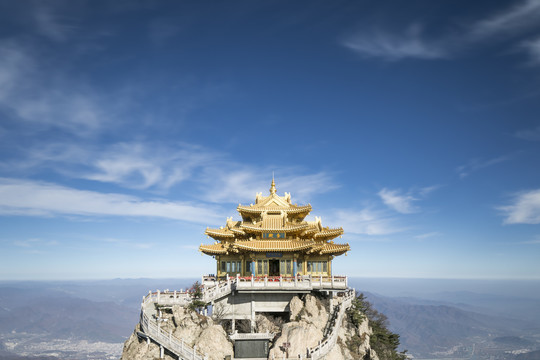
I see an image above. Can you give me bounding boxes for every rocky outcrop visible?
[121,305,233,360]
[121,324,176,360]
[268,294,375,360]
[121,294,377,360]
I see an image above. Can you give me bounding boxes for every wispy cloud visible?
[33,5,77,42]
[415,232,441,240]
[327,208,403,236]
[341,0,540,63]
[198,168,338,204]
[519,238,540,244]
[515,125,540,140]
[521,36,540,65]
[13,238,58,248]
[499,189,540,224]
[456,156,509,179]
[7,140,338,203]
[341,24,448,61]
[470,0,540,39]
[103,237,154,250]
[378,188,419,214]
[0,43,106,136]
[0,177,223,224]
[377,185,437,214]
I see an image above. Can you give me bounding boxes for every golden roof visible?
[233,240,315,252]
[240,222,309,233]
[199,179,349,256]
[198,240,350,255]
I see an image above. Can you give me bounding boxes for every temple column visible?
[250,254,256,277]
[216,256,220,278]
[328,255,333,277]
[240,254,245,276]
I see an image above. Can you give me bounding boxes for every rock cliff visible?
[121,293,378,360]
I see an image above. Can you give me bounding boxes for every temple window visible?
[286,260,291,274]
[257,260,262,275]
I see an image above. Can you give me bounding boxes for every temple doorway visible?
[269,259,280,276]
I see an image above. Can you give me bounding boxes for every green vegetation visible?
[346,293,407,360]
[188,281,207,312]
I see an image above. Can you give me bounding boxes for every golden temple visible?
[199,179,350,278]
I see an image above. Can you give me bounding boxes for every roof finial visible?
[270,172,276,194]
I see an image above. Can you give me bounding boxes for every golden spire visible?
[270,173,276,194]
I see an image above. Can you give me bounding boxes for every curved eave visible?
[320,243,350,255]
[232,240,315,252]
[240,223,309,233]
[229,227,246,235]
[313,228,344,240]
[199,244,227,255]
[237,205,312,214]
[205,229,235,239]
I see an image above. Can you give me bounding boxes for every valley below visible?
[1,278,539,360]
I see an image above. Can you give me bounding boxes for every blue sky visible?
[1,0,540,280]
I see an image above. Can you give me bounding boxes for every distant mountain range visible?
[363,292,537,356]
[1,278,539,359]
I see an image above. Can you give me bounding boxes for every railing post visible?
[264,275,268,286]
[331,276,334,287]
[279,275,282,287]
[227,274,230,288]
[319,275,322,286]
[193,345,196,360]
[251,275,254,287]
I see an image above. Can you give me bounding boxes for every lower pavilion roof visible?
[199,240,350,256]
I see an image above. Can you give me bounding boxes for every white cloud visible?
[342,24,447,61]
[13,238,58,248]
[326,208,402,236]
[456,156,509,179]
[415,232,441,240]
[341,1,540,62]
[515,125,540,140]
[470,0,540,39]
[103,237,154,250]
[521,37,540,65]
[198,168,338,204]
[0,43,110,136]
[83,142,215,190]
[499,189,540,224]
[33,6,76,42]
[0,178,223,224]
[378,188,418,214]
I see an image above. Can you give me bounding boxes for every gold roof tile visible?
[232,240,315,252]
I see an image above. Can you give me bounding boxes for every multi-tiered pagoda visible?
[199,179,350,279]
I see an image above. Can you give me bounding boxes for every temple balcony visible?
[202,274,348,294]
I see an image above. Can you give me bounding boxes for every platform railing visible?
[202,274,348,296]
